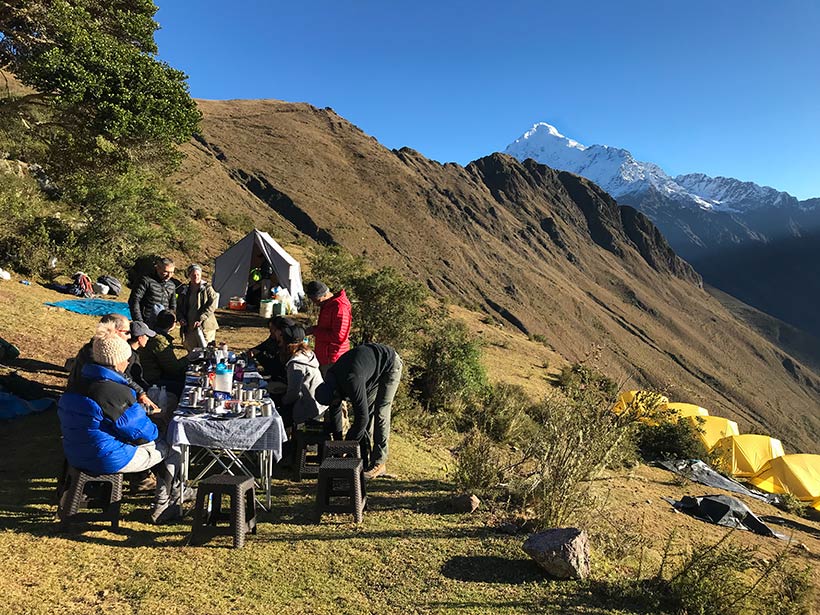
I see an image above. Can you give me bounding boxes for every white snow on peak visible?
[503,123,805,214]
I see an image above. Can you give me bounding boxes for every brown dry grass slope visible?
[171,99,820,452]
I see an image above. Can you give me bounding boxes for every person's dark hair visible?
[155,309,176,331]
[156,256,174,268]
[269,316,296,332]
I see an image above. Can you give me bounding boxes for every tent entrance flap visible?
[212,229,305,310]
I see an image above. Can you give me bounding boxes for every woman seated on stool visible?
[57,326,189,524]
[278,323,328,429]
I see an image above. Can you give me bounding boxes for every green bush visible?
[453,429,504,494]
[416,319,488,413]
[636,418,711,462]
[351,267,428,350]
[514,388,638,528]
[309,246,427,352]
[308,245,367,293]
[600,531,814,615]
[467,382,533,444]
[557,362,618,399]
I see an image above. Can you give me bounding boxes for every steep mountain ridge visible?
[505,122,820,337]
[172,99,820,451]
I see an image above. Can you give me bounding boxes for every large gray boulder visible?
[522,528,590,580]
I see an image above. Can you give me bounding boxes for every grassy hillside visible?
[0,279,818,614]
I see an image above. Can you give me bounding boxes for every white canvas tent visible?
[212,229,305,309]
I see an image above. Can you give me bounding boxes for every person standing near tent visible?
[305,280,352,368]
[176,264,219,351]
[305,280,351,440]
[129,257,177,329]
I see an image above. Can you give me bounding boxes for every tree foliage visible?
[0,0,201,178]
[0,0,201,275]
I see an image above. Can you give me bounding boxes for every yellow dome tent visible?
[686,415,739,451]
[749,454,820,501]
[664,402,709,419]
[612,390,669,421]
[713,434,785,478]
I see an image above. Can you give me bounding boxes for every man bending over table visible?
[314,343,403,480]
[58,326,188,524]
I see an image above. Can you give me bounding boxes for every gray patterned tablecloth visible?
[168,414,286,461]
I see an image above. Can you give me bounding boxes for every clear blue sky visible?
[154,1,820,199]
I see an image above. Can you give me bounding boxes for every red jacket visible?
[313,289,352,366]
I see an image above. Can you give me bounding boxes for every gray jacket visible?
[281,350,328,425]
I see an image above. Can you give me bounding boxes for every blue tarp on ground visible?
[0,392,54,420]
[45,299,131,318]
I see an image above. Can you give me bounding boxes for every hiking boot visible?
[151,502,182,525]
[364,463,386,480]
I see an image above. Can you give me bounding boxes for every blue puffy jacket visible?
[57,363,159,474]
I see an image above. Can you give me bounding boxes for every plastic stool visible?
[293,425,325,482]
[56,463,123,530]
[323,440,360,459]
[191,474,257,548]
[316,458,367,524]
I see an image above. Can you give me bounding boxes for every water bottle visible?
[147,385,160,406]
[234,359,245,382]
[213,362,233,393]
[158,386,168,412]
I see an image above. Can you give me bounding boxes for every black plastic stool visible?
[293,424,326,482]
[316,458,367,524]
[191,474,257,548]
[324,440,360,459]
[56,463,123,530]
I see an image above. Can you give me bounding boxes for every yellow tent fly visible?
[749,454,820,501]
[611,390,668,421]
[713,434,785,478]
[686,415,739,451]
[664,402,709,419]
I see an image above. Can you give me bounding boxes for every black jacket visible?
[327,343,398,439]
[128,273,177,325]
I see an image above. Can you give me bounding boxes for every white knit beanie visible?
[92,332,132,367]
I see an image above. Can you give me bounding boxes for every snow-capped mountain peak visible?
[503,122,808,214]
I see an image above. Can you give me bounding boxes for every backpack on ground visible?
[98,275,122,296]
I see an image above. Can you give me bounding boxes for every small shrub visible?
[777,493,811,518]
[215,209,253,232]
[557,362,617,399]
[517,388,638,528]
[453,429,504,494]
[416,319,488,414]
[529,333,549,346]
[596,531,814,615]
[636,418,711,462]
[467,382,533,445]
